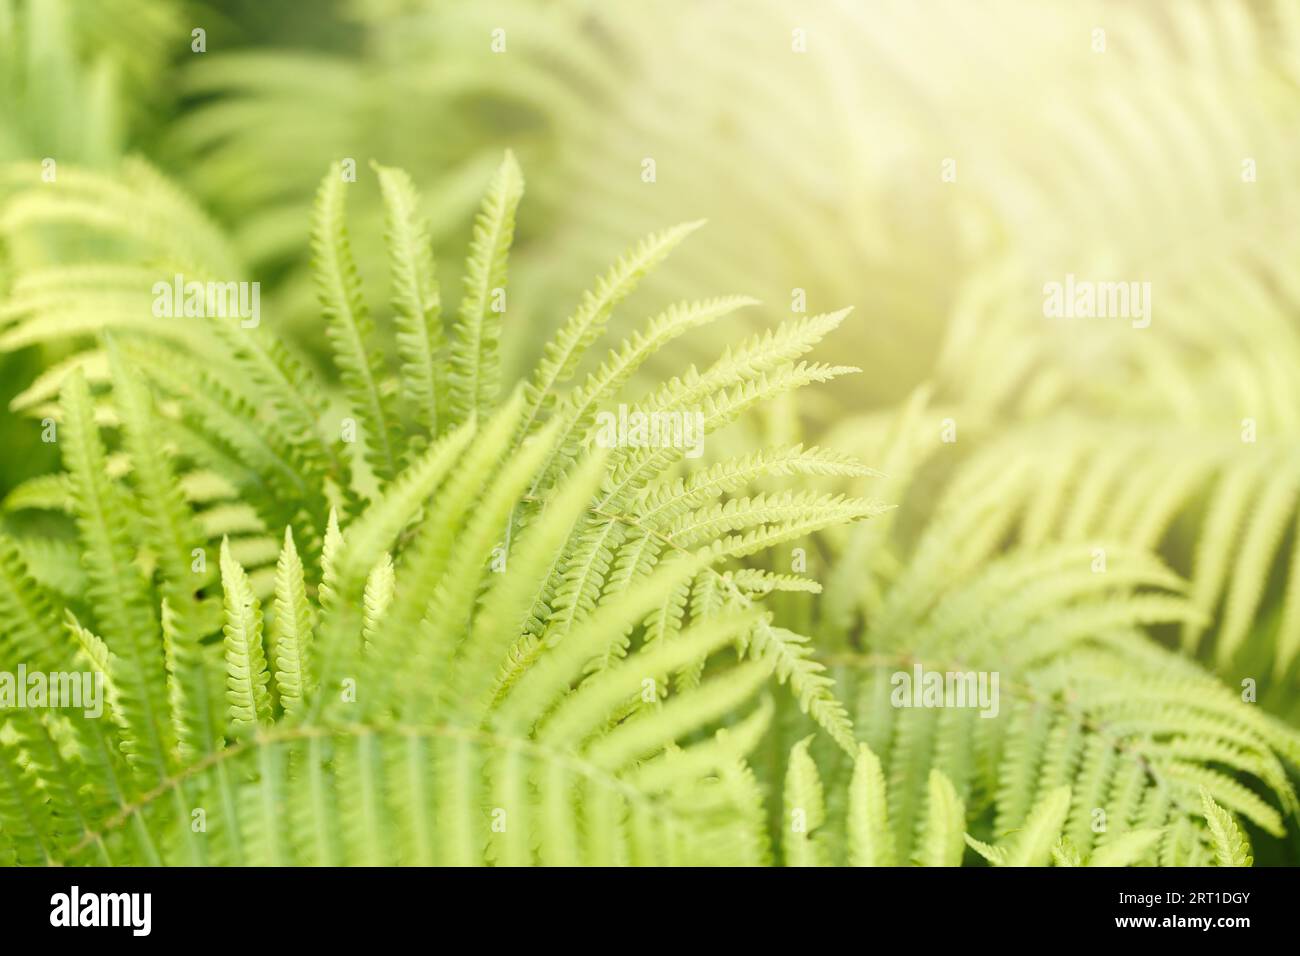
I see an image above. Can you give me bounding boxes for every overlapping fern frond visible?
[0,155,889,864]
[770,393,1300,867]
[162,0,1300,714]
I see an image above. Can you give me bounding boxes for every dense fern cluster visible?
[0,153,1291,866]
[2,0,1299,867]
[0,155,891,864]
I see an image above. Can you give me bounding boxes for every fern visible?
[448,151,524,426]
[373,162,448,442]
[0,156,874,865]
[1201,788,1254,867]
[4,0,1300,868]
[312,164,401,483]
[782,737,966,866]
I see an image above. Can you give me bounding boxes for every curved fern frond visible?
[1201,788,1254,867]
[219,538,273,734]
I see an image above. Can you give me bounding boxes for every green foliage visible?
[448,150,523,427]
[1201,788,1254,867]
[0,157,885,864]
[2,2,1300,868]
[2,148,1299,867]
[782,737,964,866]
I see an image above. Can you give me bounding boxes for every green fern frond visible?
[520,220,703,439]
[219,538,274,733]
[917,769,967,867]
[1200,787,1254,867]
[270,528,314,717]
[373,161,448,440]
[59,370,173,781]
[783,736,829,867]
[448,150,524,426]
[311,163,401,483]
[360,553,394,649]
[848,743,897,866]
[536,294,756,489]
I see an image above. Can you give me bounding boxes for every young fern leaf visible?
[0,534,67,674]
[917,769,967,867]
[158,598,215,773]
[585,661,771,773]
[306,422,477,718]
[1051,836,1083,867]
[373,161,448,439]
[1275,512,1300,678]
[1,542,151,865]
[64,611,123,735]
[319,507,343,608]
[601,360,860,511]
[667,490,883,549]
[66,606,195,865]
[361,553,395,649]
[542,515,626,645]
[848,742,897,866]
[627,699,773,797]
[0,738,58,865]
[783,736,829,867]
[448,150,524,426]
[219,538,273,733]
[636,309,853,423]
[270,527,313,716]
[1200,787,1253,867]
[1217,462,1298,667]
[728,569,822,594]
[964,834,1008,867]
[311,164,401,483]
[1180,460,1257,655]
[201,309,342,522]
[116,339,323,537]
